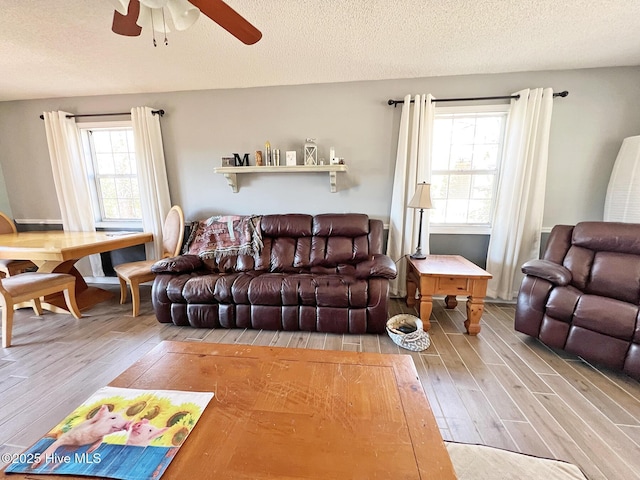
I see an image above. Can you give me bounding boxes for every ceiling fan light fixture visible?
[137,0,200,33]
[167,0,200,31]
[136,4,167,32]
[111,0,261,45]
[108,0,129,15]
[139,0,169,8]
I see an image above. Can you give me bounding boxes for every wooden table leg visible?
[419,294,433,331]
[465,296,485,335]
[406,265,433,330]
[406,272,417,309]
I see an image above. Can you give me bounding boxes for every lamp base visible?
[410,249,426,260]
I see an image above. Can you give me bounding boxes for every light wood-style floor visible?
[1,285,639,479]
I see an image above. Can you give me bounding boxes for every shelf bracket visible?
[214,165,347,193]
[329,171,337,193]
[222,173,238,193]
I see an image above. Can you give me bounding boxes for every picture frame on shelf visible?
[286,151,297,166]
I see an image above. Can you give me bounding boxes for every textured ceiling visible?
[1,0,640,102]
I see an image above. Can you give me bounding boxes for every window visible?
[79,122,142,226]
[430,105,508,234]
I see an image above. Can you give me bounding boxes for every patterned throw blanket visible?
[184,215,263,259]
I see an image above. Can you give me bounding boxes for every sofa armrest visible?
[521,259,571,286]
[355,254,397,279]
[151,255,204,274]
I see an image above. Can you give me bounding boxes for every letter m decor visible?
[233,153,249,166]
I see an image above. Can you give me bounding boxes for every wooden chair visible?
[0,272,82,348]
[0,212,37,277]
[114,205,185,317]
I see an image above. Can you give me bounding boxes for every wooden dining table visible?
[0,230,153,313]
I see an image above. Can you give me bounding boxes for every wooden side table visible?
[406,255,492,335]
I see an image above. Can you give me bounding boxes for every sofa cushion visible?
[269,237,312,272]
[563,246,594,291]
[572,295,638,341]
[309,235,370,267]
[586,252,640,304]
[539,315,571,349]
[312,214,369,236]
[246,273,368,308]
[183,272,244,304]
[261,214,312,237]
[565,326,629,371]
[545,285,581,323]
[573,221,640,255]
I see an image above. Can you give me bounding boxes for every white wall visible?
[1,66,639,229]
[0,164,11,217]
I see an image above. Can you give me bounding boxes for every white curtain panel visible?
[387,94,435,297]
[131,107,172,260]
[43,111,104,277]
[486,88,554,300]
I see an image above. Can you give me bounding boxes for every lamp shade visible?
[604,135,640,222]
[408,183,433,209]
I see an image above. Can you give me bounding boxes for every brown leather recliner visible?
[150,213,397,334]
[515,222,640,380]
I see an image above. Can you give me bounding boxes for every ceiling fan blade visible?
[189,0,262,45]
[112,0,143,36]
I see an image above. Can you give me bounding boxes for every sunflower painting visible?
[6,386,214,480]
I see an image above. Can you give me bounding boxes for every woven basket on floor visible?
[386,314,431,352]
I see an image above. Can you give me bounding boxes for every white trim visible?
[14,218,142,230]
[431,225,491,235]
[435,104,511,114]
[541,226,553,233]
[95,221,143,230]
[76,120,132,128]
[85,276,120,285]
[14,218,62,225]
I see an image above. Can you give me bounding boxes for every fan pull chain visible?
[150,10,157,47]
[161,8,168,46]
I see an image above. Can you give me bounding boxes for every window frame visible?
[429,103,510,235]
[78,120,143,230]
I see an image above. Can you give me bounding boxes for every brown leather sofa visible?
[515,222,640,380]
[150,213,397,334]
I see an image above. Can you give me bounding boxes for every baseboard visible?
[85,276,119,285]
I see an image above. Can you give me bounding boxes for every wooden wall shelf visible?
[214,165,348,193]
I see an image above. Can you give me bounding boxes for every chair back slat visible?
[0,212,18,235]
[162,205,185,258]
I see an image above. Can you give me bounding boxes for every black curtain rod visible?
[39,109,165,120]
[387,91,568,107]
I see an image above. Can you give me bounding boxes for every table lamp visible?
[408,182,433,259]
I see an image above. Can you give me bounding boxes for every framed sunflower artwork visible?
[5,386,214,479]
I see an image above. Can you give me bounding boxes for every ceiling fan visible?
[110,0,262,45]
